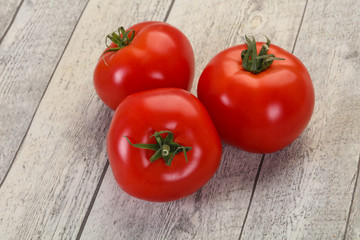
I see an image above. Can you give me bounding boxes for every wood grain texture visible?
[0,0,172,239]
[0,0,22,40]
[240,0,360,239]
[0,0,89,184]
[80,146,261,240]
[80,0,308,239]
[173,0,307,95]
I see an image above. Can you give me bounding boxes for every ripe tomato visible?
[198,37,315,153]
[107,88,222,202]
[94,21,195,110]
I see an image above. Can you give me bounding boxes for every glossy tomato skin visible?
[107,88,222,202]
[94,21,195,110]
[198,43,315,153]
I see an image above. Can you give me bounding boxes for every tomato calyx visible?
[104,27,135,54]
[241,35,285,74]
[124,131,192,166]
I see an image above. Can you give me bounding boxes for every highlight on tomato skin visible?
[93,21,195,110]
[106,88,222,202]
[197,36,315,153]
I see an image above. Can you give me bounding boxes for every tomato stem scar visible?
[162,144,170,157]
[241,35,285,74]
[124,131,192,166]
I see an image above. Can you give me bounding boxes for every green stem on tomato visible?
[124,131,192,166]
[104,27,135,54]
[241,35,285,74]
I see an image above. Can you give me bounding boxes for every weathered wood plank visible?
[80,147,261,240]
[0,0,22,40]
[80,0,308,239]
[240,0,360,239]
[0,0,172,239]
[0,0,89,184]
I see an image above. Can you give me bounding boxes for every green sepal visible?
[151,131,170,147]
[124,137,159,151]
[149,148,162,163]
[241,35,285,74]
[124,131,192,166]
[102,26,135,66]
[104,27,135,54]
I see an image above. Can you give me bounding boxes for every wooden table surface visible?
[0,0,359,239]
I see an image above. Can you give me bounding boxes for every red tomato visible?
[198,37,315,153]
[94,21,195,110]
[107,88,222,202]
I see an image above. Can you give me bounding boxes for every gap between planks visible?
[75,0,312,238]
[343,154,360,240]
[238,1,309,237]
[0,0,24,44]
[0,0,91,188]
[238,154,265,240]
[74,0,176,238]
[164,0,176,22]
[237,1,312,236]
[291,0,309,54]
[76,161,110,240]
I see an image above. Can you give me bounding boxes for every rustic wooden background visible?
[0,0,359,239]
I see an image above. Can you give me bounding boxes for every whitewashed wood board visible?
[80,0,309,239]
[0,0,89,184]
[0,0,359,239]
[0,0,173,239]
[240,0,360,239]
[0,0,22,40]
